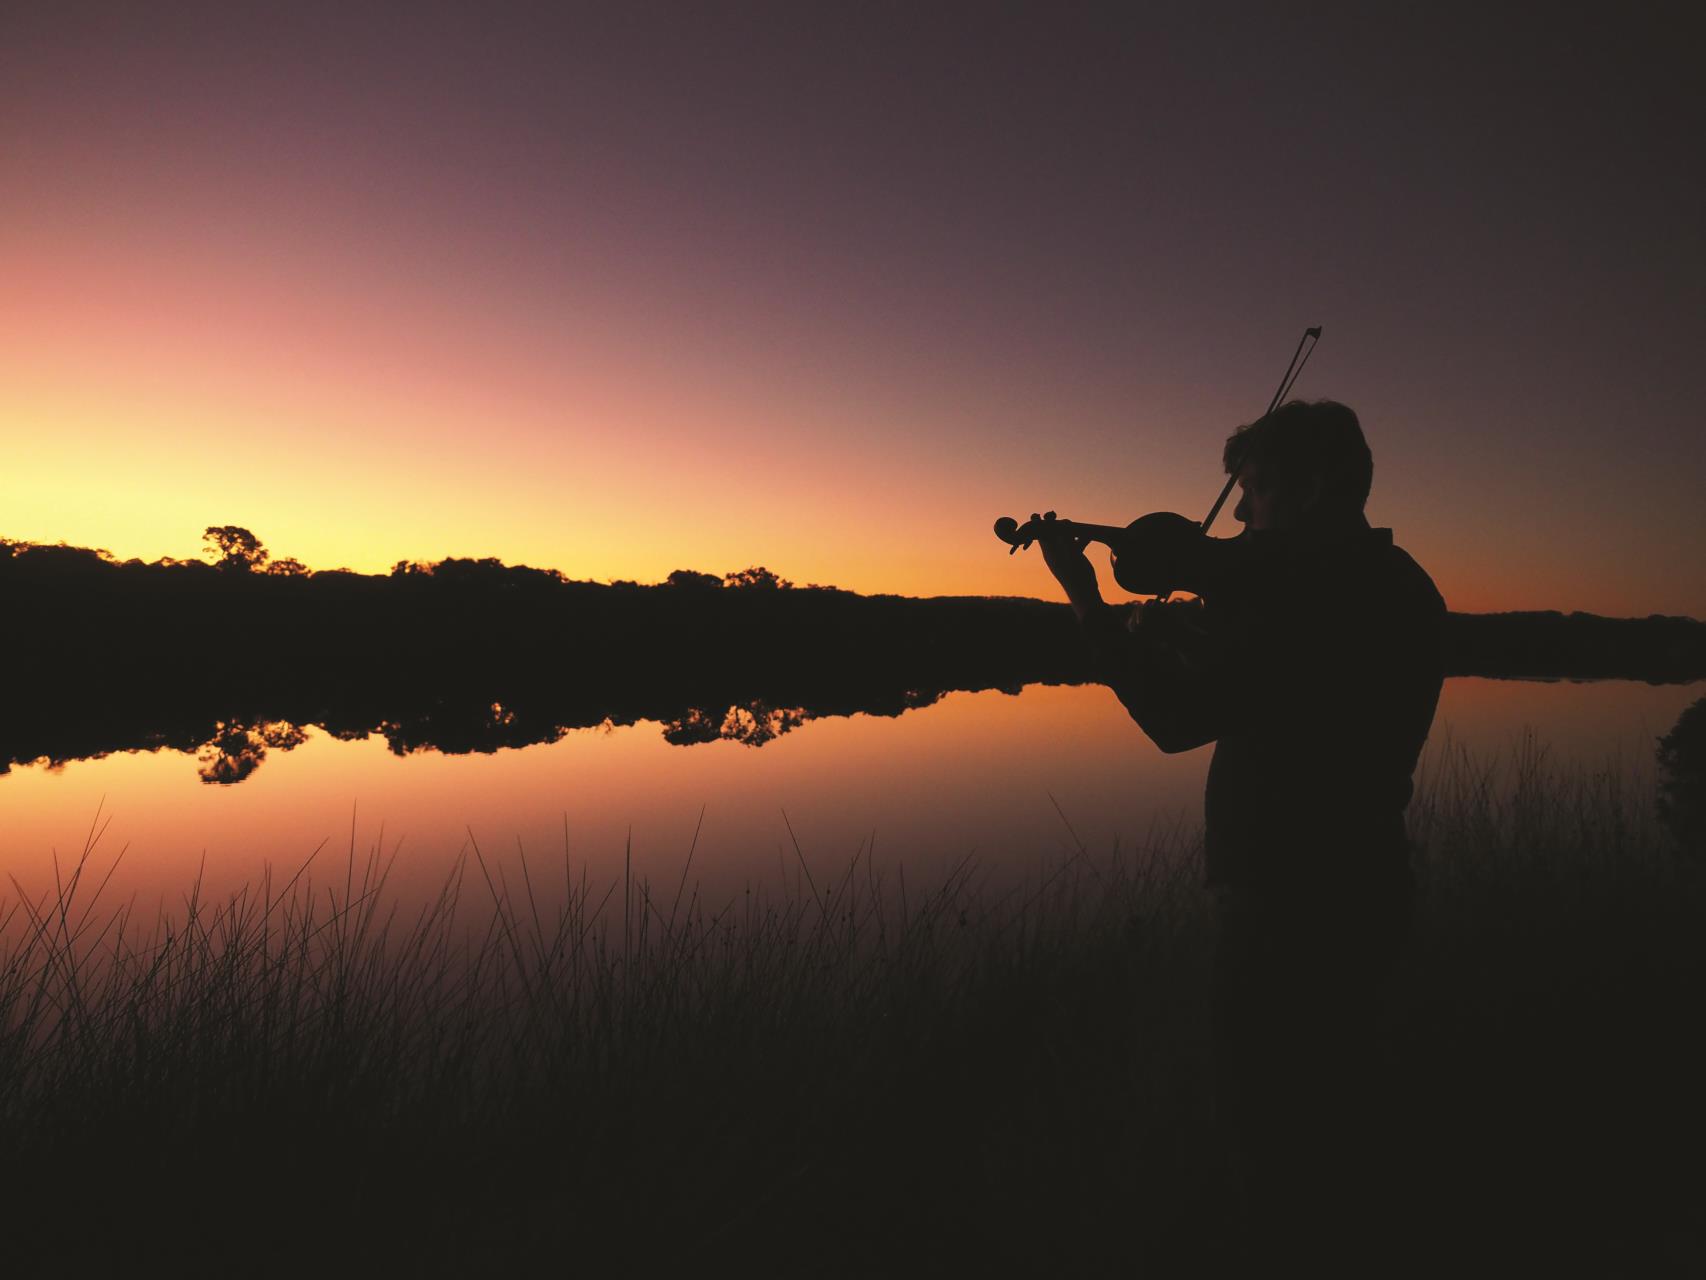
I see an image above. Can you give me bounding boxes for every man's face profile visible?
[1234,467,1279,532]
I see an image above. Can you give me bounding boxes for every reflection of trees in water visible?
[661,702,809,747]
[196,721,308,785]
[166,690,1706,796]
[378,701,567,759]
[1657,696,1706,858]
[189,701,820,782]
[183,694,925,782]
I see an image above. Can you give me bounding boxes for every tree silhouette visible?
[724,566,791,590]
[660,701,808,747]
[195,720,306,784]
[202,526,269,573]
[666,569,722,591]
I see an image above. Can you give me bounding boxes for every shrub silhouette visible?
[1657,696,1706,858]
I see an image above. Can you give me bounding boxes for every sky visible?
[3,1,1702,616]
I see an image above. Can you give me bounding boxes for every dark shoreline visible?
[5,538,1703,776]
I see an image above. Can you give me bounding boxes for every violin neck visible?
[1054,520,1129,548]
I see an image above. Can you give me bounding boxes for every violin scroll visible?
[993,511,1099,555]
[993,511,1066,554]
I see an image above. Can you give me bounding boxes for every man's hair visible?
[1223,399,1372,519]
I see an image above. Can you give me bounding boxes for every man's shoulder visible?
[1370,532,1446,617]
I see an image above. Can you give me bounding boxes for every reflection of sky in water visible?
[3,679,1699,911]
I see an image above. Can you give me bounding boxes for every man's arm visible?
[1037,525,1227,753]
[1086,601,1227,753]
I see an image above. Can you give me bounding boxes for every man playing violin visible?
[1034,399,1446,1262]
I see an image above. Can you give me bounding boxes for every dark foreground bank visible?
[1,739,1701,1276]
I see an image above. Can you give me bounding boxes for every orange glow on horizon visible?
[4,24,1700,622]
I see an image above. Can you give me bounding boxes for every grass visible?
[0,738,1701,1276]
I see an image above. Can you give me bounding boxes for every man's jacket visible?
[1085,522,1445,899]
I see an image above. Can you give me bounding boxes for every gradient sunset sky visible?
[4,2,1701,615]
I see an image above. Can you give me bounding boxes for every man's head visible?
[1223,399,1372,531]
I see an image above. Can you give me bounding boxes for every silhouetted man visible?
[1037,399,1444,1264]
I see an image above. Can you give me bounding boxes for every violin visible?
[993,327,1321,598]
[993,509,1225,597]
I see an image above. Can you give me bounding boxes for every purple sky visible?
[4,2,1702,613]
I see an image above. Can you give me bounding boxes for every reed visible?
[0,739,1699,1274]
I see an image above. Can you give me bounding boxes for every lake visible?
[3,677,1699,912]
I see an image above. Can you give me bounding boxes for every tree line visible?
[4,527,1703,783]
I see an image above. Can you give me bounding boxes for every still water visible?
[3,679,1698,910]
